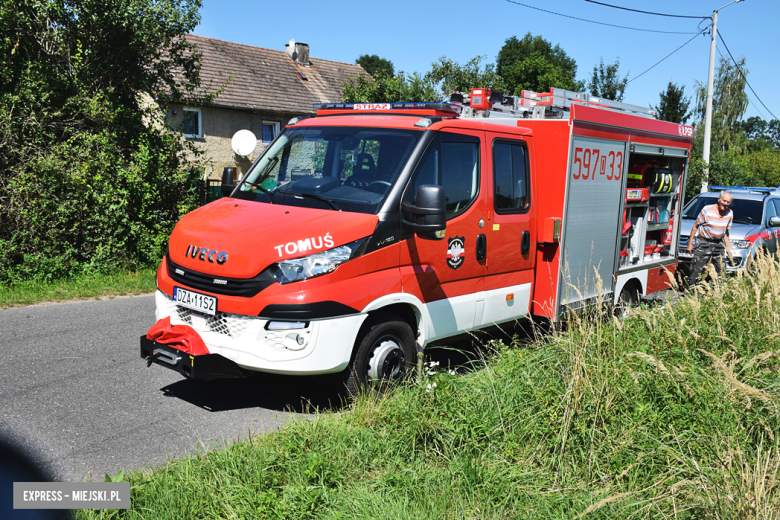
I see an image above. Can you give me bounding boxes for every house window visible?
[183,108,202,138]
[262,121,280,143]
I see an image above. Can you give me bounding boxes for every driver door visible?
[399,130,487,342]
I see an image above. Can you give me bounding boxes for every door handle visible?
[521,230,530,255]
[476,234,487,260]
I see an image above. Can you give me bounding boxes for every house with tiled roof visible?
[166,35,369,180]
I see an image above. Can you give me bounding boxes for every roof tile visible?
[186,35,368,114]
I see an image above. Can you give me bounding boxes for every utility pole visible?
[701,0,744,193]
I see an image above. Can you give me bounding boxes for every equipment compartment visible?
[619,154,686,269]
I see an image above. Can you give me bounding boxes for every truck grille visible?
[160,292,256,340]
[166,255,276,298]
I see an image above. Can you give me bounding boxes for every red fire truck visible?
[141,87,693,392]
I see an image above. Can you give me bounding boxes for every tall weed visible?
[80,253,780,519]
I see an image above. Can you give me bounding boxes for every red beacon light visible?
[469,88,492,111]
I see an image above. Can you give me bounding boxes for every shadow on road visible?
[159,372,349,414]
[156,319,547,414]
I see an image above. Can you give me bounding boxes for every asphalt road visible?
[0,295,343,482]
[0,290,673,484]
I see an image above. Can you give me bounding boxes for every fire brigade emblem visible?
[447,236,465,270]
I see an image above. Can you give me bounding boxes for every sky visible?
[194,0,779,122]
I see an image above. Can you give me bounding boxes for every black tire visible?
[344,313,416,397]
[615,284,640,317]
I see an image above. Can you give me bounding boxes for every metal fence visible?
[205,179,222,204]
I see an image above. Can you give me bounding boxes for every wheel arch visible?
[361,293,427,343]
[613,275,644,304]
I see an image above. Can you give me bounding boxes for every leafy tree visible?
[355,54,394,78]
[694,56,749,154]
[688,128,751,197]
[654,82,691,124]
[738,118,780,186]
[496,33,582,94]
[587,57,628,101]
[341,70,437,103]
[742,116,768,142]
[342,55,501,104]
[744,150,780,186]
[426,55,504,100]
[502,53,584,95]
[0,0,206,283]
[741,116,780,150]
[686,57,780,193]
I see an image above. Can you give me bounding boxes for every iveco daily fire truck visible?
[141,87,694,393]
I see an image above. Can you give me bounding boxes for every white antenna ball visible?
[231,130,257,157]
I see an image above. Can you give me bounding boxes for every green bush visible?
[0,0,205,284]
[0,100,203,283]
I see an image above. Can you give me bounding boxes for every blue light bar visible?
[314,102,462,114]
[708,185,780,194]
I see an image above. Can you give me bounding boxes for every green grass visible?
[0,268,156,308]
[79,256,780,519]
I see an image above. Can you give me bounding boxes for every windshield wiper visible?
[249,182,275,203]
[733,219,755,224]
[277,190,341,211]
[240,157,279,203]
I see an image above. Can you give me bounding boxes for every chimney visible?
[285,38,310,67]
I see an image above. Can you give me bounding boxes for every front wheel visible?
[345,313,416,396]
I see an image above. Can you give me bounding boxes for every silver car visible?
[678,187,780,273]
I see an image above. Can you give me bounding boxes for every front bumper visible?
[677,245,750,273]
[152,290,368,375]
[140,337,250,379]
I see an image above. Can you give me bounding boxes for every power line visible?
[584,0,708,20]
[504,0,701,35]
[628,27,709,84]
[717,31,778,120]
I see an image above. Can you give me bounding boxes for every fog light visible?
[282,330,310,351]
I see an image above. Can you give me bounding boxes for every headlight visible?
[271,238,369,284]
[731,240,752,249]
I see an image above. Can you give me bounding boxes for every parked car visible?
[678,186,780,274]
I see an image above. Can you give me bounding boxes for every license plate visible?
[174,287,217,316]
[678,252,693,258]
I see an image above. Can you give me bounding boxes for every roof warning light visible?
[314,102,462,115]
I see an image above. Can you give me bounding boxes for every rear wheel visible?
[615,283,640,317]
[344,313,416,397]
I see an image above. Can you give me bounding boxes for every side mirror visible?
[768,216,780,228]
[401,185,446,240]
[221,167,236,197]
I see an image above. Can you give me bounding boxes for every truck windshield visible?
[682,196,764,224]
[233,126,422,214]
